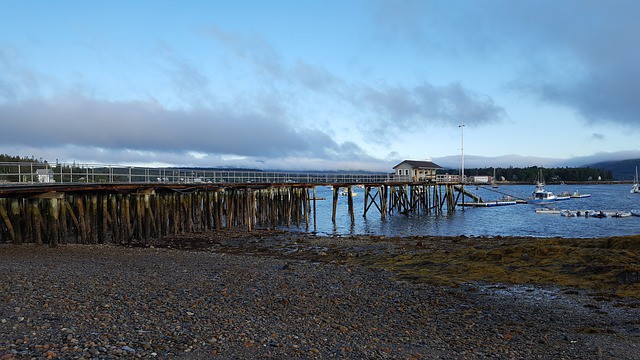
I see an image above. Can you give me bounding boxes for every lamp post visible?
[459,124,465,210]
[459,124,465,183]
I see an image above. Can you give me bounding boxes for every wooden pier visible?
[0,181,462,246]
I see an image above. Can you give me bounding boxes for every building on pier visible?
[36,169,55,183]
[393,160,443,182]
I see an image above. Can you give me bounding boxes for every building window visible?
[405,169,409,175]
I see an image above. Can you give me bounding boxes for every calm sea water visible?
[291,184,640,238]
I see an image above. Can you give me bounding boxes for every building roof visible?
[393,160,443,170]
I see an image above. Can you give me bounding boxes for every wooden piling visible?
[312,187,317,231]
[10,199,23,244]
[332,186,339,224]
[0,199,16,243]
[347,186,355,223]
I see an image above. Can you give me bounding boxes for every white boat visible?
[560,209,577,217]
[631,166,640,194]
[555,191,571,201]
[535,208,561,214]
[528,186,556,204]
[570,190,591,198]
[527,170,556,204]
[631,210,640,217]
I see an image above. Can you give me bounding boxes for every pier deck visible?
[0,169,465,246]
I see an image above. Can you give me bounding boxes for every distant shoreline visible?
[481,180,634,185]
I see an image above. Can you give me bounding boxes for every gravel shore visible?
[1,233,639,359]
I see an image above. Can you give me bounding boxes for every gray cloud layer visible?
[0,92,352,160]
[372,0,640,130]
[356,82,505,130]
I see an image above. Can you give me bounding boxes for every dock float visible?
[460,201,517,207]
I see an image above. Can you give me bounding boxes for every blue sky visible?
[1,0,639,171]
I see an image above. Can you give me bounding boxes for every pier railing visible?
[0,162,460,185]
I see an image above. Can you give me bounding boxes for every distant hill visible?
[585,158,640,180]
[163,166,264,172]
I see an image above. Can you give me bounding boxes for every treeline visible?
[453,166,614,182]
[0,156,90,183]
[0,154,48,163]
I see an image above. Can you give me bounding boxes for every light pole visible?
[459,124,465,183]
[459,124,465,210]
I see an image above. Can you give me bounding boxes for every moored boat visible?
[528,171,557,204]
[527,169,558,204]
[528,190,556,204]
[632,166,640,194]
[570,190,591,198]
[555,191,571,201]
[535,208,561,214]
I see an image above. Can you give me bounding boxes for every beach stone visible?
[0,237,638,359]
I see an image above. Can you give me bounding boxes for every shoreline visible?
[1,231,639,358]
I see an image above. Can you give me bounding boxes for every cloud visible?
[371,0,432,50]
[433,150,640,169]
[433,154,564,169]
[502,2,640,129]
[0,92,372,163]
[370,0,640,130]
[206,26,506,142]
[292,60,339,93]
[0,39,385,170]
[154,43,215,108]
[207,25,284,78]
[355,81,505,134]
[0,47,45,101]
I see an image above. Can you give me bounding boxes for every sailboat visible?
[491,168,498,188]
[631,166,640,194]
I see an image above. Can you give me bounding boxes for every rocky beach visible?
[1,230,639,359]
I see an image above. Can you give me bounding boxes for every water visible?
[292,184,640,238]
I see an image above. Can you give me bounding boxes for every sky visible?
[1,0,640,171]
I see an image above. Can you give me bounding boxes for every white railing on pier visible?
[0,162,460,185]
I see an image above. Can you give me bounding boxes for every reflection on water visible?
[290,184,640,238]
